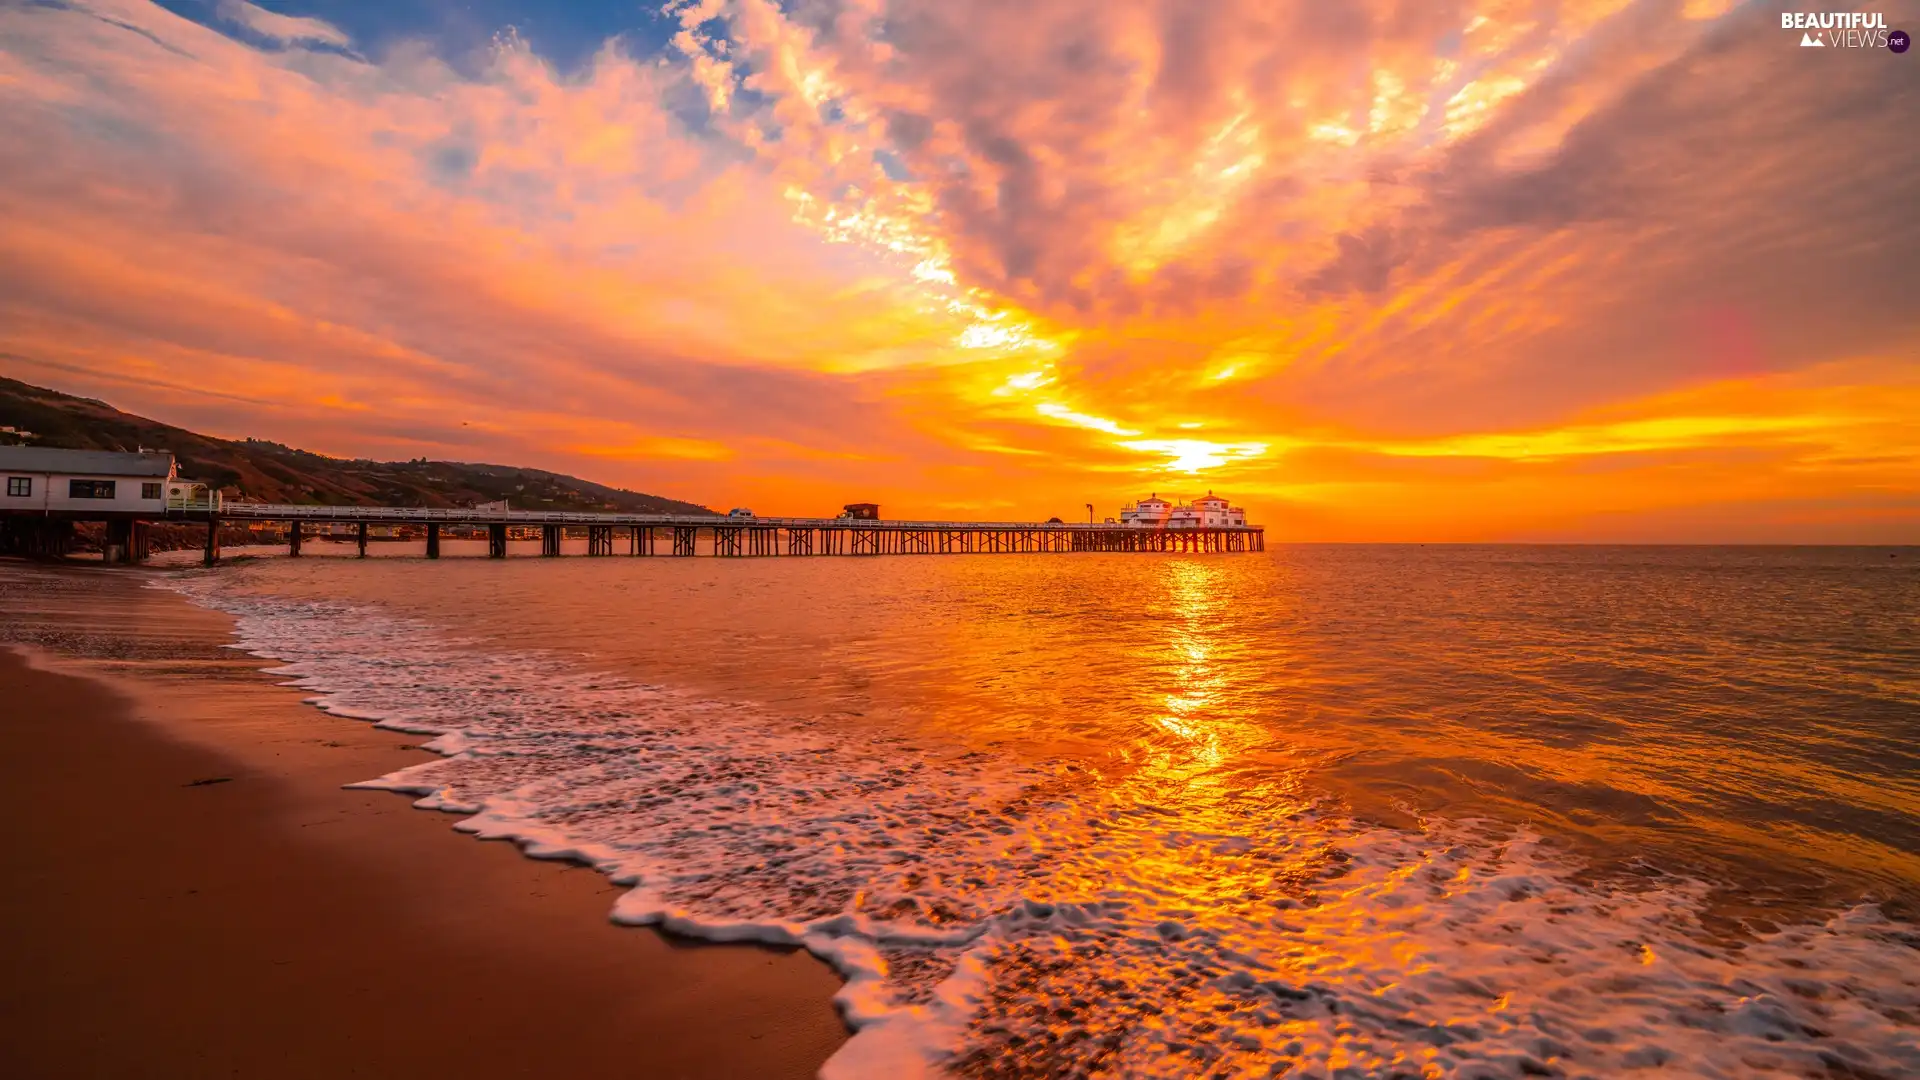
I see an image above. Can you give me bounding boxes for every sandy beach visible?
[0,561,847,1079]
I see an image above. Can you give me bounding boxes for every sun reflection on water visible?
[1141,559,1260,778]
[1154,565,1225,773]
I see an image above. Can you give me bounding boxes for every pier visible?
[0,448,1264,565]
[197,504,1265,565]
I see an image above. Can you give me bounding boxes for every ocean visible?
[161,543,1920,1078]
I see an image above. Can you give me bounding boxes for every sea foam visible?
[161,573,1920,1079]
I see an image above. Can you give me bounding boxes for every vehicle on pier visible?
[728,507,755,519]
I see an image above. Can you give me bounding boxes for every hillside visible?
[0,377,716,515]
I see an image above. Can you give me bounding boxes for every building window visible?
[142,482,163,500]
[5,477,28,497]
[68,479,116,499]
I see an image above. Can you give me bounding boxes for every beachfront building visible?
[0,446,214,561]
[1,447,179,515]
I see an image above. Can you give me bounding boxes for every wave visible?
[160,572,1920,1078]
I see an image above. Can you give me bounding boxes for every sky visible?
[0,0,1915,540]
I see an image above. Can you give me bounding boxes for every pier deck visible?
[189,504,1264,564]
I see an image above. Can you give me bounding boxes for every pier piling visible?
[102,519,135,564]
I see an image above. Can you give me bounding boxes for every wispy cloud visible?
[214,0,351,49]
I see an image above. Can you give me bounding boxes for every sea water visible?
[161,544,1920,1078]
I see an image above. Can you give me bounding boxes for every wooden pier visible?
[193,505,1264,566]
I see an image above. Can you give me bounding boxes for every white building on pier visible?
[1119,491,1247,529]
[1119,494,1173,527]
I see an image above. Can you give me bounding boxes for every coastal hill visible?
[0,377,715,515]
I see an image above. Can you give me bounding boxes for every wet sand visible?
[0,561,847,1079]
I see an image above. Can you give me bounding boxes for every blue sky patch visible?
[155,0,678,74]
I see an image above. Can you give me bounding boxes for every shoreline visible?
[0,561,848,1079]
